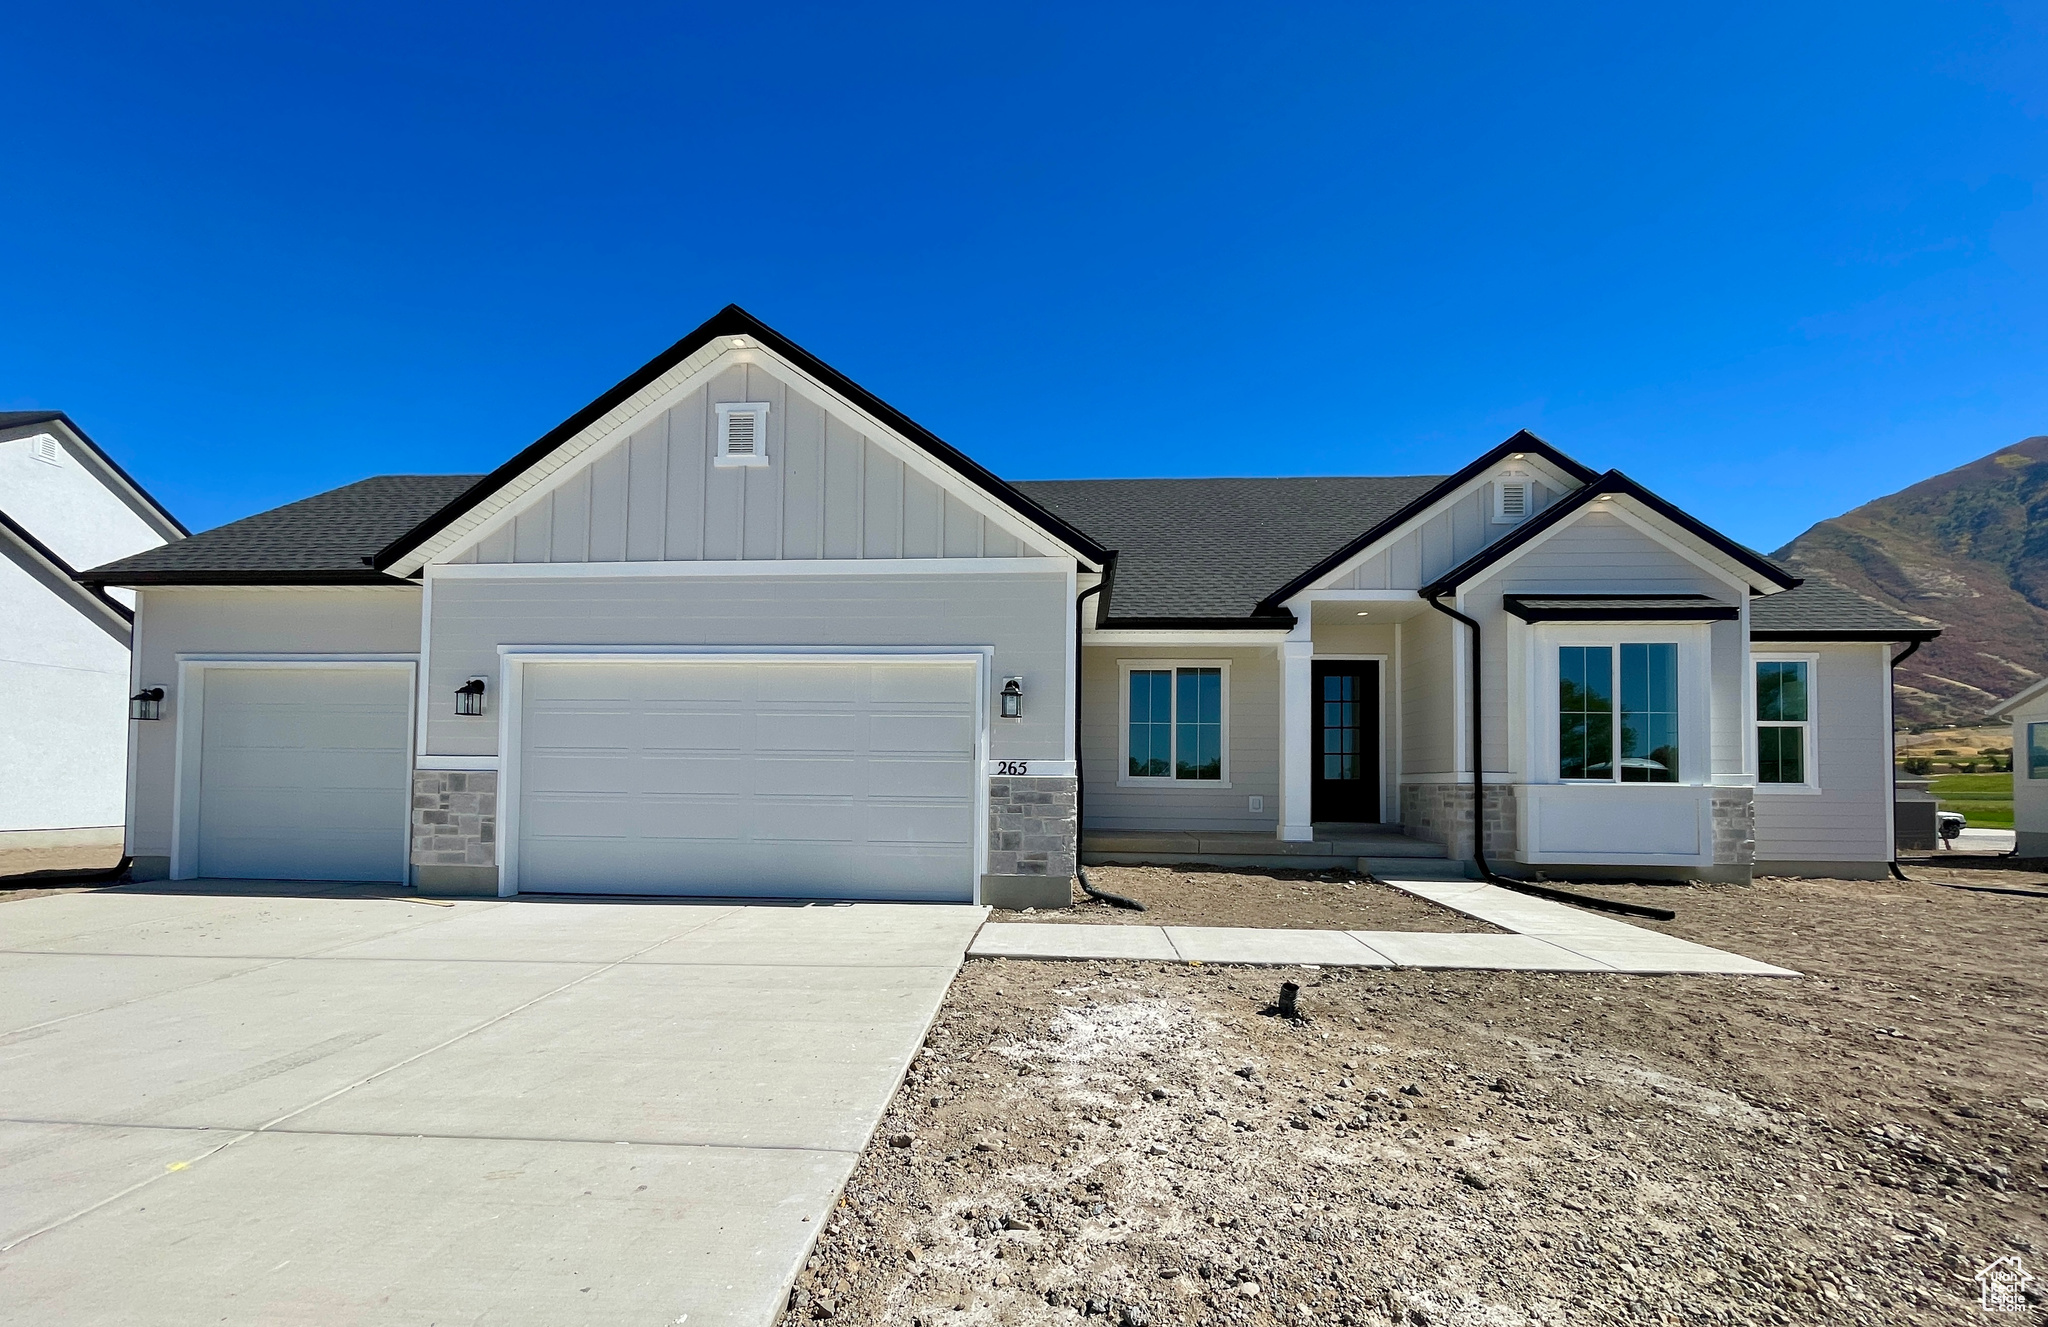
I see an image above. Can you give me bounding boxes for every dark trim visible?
[1092,614,1298,632]
[1258,431,1599,611]
[1503,593,1739,624]
[1750,629,1941,643]
[0,412,189,538]
[1420,469,1802,599]
[373,305,1111,571]
[85,568,419,588]
[0,506,135,643]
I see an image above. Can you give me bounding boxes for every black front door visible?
[1311,661,1380,824]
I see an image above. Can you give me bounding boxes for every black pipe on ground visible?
[1425,592,1677,923]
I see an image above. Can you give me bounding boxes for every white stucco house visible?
[2,413,185,858]
[1988,679,2048,858]
[80,308,1938,902]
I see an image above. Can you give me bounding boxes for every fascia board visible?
[1987,674,2048,720]
[0,506,134,642]
[0,415,189,541]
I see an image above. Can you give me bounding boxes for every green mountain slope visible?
[1772,435,2048,727]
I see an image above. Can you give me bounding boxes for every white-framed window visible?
[1119,660,1229,786]
[1492,469,1533,523]
[1556,641,1681,783]
[1754,653,1819,791]
[714,401,771,467]
[2027,721,2048,780]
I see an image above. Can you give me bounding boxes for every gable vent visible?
[714,402,771,467]
[1493,471,1532,524]
[28,434,61,466]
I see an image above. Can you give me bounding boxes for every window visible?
[2029,722,2048,780]
[1558,643,1678,782]
[1756,659,1812,786]
[714,402,771,467]
[1124,664,1225,782]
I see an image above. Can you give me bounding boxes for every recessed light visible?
[1356,610,1370,616]
[730,337,748,348]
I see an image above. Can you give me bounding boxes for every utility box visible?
[1895,777,1939,852]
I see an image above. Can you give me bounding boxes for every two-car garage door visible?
[513,659,978,900]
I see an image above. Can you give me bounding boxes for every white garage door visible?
[196,667,412,881]
[515,659,977,900]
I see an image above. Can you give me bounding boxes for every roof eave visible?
[0,412,189,540]
[80,568,419,589]
[1750,628,1942,643]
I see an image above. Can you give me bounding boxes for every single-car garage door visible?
[196,667,412,881]
[514,659,977,899]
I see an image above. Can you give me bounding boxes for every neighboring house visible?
[1,412,186,856]
[1988,678,2048,857]
[80,307,1938,901]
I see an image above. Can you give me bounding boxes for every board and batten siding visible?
[1753,641,1894,866]
[1466,510,1751,779]
[448,362,1032,567]
[1329,481,1561,591]
[125,587,424,861]
[1080,645,1279,834]
[424,571,1070,761]
[1399,609,1457,776]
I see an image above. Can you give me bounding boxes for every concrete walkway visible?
[0,884,985,1325]
[971,878,1799,976]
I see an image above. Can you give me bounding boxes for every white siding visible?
[1330,481,1561,591]
[424,571,1068,761]
[0,557,131,831]
[2012,692,2048,854]
[1080,645,1278,833]
[0,432,168,575]
[1400,609,1457,775]
[1754,642,1894,865]
[449,363,1030,567]
[1465,510,1749,779]
[127,588,424,859]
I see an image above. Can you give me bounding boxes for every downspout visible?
[1072,580,1145,911]
[1887,638,1925,881]
[1425,591,1676,922]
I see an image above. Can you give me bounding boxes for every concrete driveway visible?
[0,883,984,1325]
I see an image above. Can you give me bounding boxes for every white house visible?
[1,413,185,858]
[80,308,1938,902]
[1988,679,2048,858]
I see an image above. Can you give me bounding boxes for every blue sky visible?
[4,3,2044,552]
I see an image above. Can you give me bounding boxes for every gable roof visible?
[1419,468,1802,599]
[1018,475,1444,625]
[79,475,479,586]
[0,505,134,642]
[0,411,188,540]
[1749,579,1940,642]
[374,305,1109,573]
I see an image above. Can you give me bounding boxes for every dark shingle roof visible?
[1016,476,1446,623]
[1749,579,1939,640]
[79,475,481,585]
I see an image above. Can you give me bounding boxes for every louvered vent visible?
[1499,481,1527,518]
[29,434,61,465]
[714,402,771,466]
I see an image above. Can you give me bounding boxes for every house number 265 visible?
[995,760,1031,776]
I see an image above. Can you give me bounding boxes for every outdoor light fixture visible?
[129,687,165,721]
[1356,610,1370,616]
[455,677,487,717]
[999,676,1024,719]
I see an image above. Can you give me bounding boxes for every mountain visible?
[1772,435,2048,729]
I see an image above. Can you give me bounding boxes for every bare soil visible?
[785,873,2048,1326]
[996,867,1497,933]
[0,842,125,904]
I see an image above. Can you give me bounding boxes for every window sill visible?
[1755,784,1823,796]
[1117,776,1234,791]
[712,454,769,468]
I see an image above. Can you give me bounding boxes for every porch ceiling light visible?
[1355,610,1370,616]
[455,677,488,717]
[129,687,165,721]
[999,676,1024,719]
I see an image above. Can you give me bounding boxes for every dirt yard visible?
[784,868,2048,1326]
[997,866,1497,933]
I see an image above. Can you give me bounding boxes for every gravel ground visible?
[999,867,1498,933]
[783,872,2047,1326]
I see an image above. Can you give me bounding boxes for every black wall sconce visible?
[455,677,488,717]
[999,676,1023,719]
[129,687,165,721]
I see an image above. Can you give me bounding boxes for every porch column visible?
[1278,639,1314,841]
